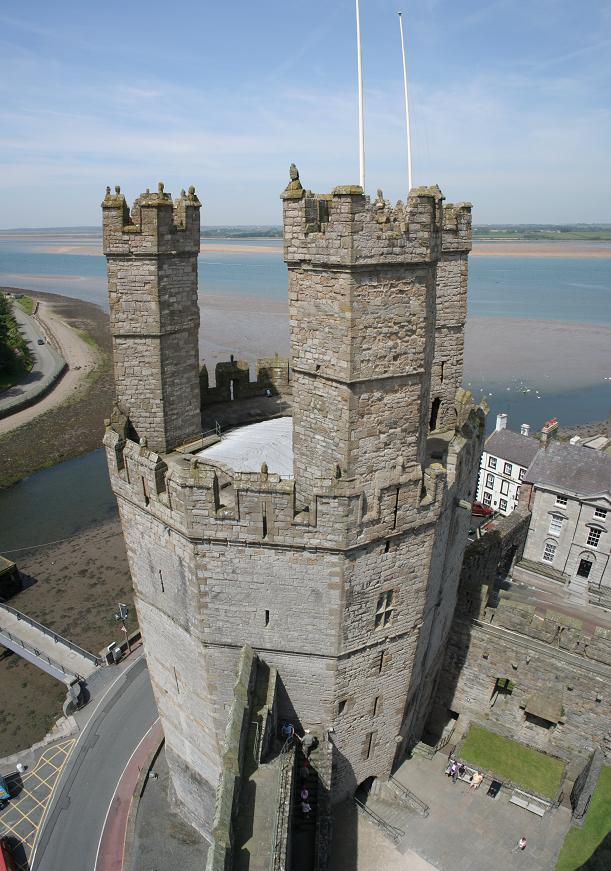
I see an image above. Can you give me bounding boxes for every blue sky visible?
[1,0,610,226]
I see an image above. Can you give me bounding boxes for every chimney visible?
[540,417,559,447]
[520,423,531,437]
[496,413,508,432]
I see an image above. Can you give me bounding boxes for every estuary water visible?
[0,233,609,553]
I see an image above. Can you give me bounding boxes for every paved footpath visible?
[95,719,162,871]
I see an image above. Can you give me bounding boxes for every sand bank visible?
[35,240,611,259]
[472,241,611,258]
[464,316,611,390]
[197,295,611,394]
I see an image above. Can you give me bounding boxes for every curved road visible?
[0,304,61,412]
[33,657,157,871]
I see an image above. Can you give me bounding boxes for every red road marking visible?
[95,719,163,871]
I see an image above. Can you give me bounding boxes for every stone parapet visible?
[102,182,201,257]
[441,202,472,253]
[281,167,443,267]
[104,425,451,551]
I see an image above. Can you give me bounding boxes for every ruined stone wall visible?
[434,511,610,764]
[438,610,610,761]
[102,184,202,453]
[200,354,290,406]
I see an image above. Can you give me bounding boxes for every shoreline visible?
[0,285,609,489]
[14,239,611,259]
[0,289,113,489]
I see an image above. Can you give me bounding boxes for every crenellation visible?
[103,169,487,836]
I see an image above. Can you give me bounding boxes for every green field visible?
[15,295,34,315]
[556,767,611,871]
[459,724,564,798]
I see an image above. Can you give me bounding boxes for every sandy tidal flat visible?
[197,295,611,394]
[32,239,611,259]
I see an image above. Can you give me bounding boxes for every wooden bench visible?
[509,791,549,816]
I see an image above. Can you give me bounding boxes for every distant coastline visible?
[24,239,611,259]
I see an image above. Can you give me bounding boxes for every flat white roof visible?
[197,416,293,477]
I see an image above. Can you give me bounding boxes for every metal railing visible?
[0,626,79,681]
[0,602,101,665]
[388,776,430,817]
[354,795,405,844]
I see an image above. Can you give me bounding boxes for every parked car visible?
[0,836,17,871]
[471,501,494,517]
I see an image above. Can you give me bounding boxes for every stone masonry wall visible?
[433,512,610,764]
[282,177,444,505]
[103,183,202,453]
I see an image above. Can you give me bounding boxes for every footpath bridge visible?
[0,602,101,684]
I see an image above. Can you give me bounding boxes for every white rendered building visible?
[476,414,539,516]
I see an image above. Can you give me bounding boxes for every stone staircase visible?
[291,739,321,871]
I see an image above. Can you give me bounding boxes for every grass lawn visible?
[16,295,34,315]
[555,766,611,871]
[459,724,564,798]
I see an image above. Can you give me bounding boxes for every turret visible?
[282,167,444,505]
[429,200,473,432]
[102,183,202,454]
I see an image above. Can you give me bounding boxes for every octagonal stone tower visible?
[103,173,485,840]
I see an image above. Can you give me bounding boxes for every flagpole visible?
[356,0,365,190]
[398,11,413,192]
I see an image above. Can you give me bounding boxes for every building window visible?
[337,699,347,716]
[486,473,494,488]
[549,515,563,536]
[375,591,394,629]
[577,557,593,579]
[500,480,510,496]
[594,507,607,519]
[499,499,508,512]
[542,542,557,563]
[504,462,512,476]
[587,528,602,548]
[483,491,492,506]
[519,468,526,481]
[555,495,568,506]
[488,456,497,470]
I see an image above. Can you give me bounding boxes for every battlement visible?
[281,165,444,267]
[441,202,472,253]
[103,423,458,551]
[102,182,201,256]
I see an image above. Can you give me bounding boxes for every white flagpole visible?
[356,0,365,190]
[398,11,413,192]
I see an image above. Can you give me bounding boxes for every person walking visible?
[299,730,317,758]
[449,760,458,783]
[512,836,527,853]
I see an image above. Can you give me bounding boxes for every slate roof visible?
[524,440,611,498]
[484,429,539,469]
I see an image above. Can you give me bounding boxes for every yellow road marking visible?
[0,737,76,863]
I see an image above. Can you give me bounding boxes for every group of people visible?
[445,759,484,791]
[281,723,318,817]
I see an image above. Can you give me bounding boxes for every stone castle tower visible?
[102,171,485,838]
